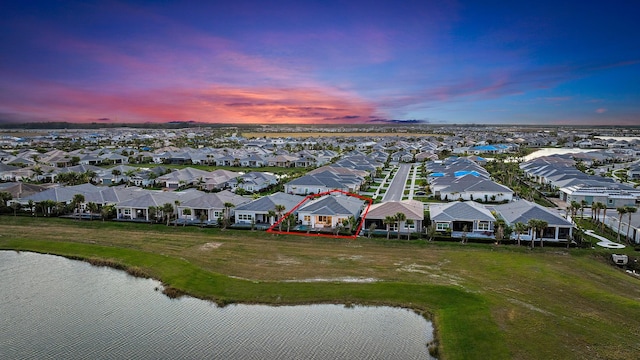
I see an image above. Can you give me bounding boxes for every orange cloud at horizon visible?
[0,82,382,124]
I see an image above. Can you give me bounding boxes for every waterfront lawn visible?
[2,216,639,360]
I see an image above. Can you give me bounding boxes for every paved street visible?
[382,163,412,202]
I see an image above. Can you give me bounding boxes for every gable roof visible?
[180,190,249,209]
[494,200,573,227]
[429,201,495,222]
[234,192,304,213]
[366,200,424,220]
[297,195,363,216]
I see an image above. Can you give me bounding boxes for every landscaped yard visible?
[1,216,639,360]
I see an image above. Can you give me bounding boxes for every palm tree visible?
[580,200,587,220]
[72,194,85,220]
[0,191,12,210]
[405,218,414,240]
[148,206,157,223]
[461,224,468,244]
[84,170,97,184]
[267,209,277,225]
[162,202,174,226]
[223,202,235,230]
[174,200,181,227]
[528,219,540,248]
[86,202,98,220]
[426,225,437,242]
[345,215,357,234]
[111,169,122,184]
[285,214,296,232]
[274,204,286,231]
[514,222,528,246]
[368,223,377,238]
[616,207,628,242]
[383,216,394,240]
[101,204,114,222]
[625,206,637,244]
[125,169,136,186]
[592,202,602,223]
[27,200,35,217]
[40,199,56,217]
[570,201,580,221]
[182,208,191,226]
[494,219,505,245]
[10,202,22,216]
[395,212,406,240]
[601,205,608,232]
[528,219,548,248]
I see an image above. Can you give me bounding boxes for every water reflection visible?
[0,251,435,359]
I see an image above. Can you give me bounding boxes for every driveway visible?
[382,163,412,202]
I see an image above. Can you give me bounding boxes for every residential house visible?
[429,201,496,237]
[494,199,574,242]
[363,200,424,235]
[177,190,249,224]
[156,167,212,189]
[284,170,362,195]
[297,194,365,229]
[204,169,241,191]
[559,184,639,209]
[233,192,304,226]
[227,172,278,193]
[115,189,202,221]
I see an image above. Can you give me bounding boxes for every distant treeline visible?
[0,121,246,130]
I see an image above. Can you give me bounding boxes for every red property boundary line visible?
[266,189,373,239]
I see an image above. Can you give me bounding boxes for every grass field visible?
[1,216,639,359]
[241,132,441,138]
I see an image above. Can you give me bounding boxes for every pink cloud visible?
[0,77,380,124]
[595,108,607,114]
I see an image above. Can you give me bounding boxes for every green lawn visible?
[1,216,639,359]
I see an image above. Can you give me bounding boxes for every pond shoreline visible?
[4,248,443,358]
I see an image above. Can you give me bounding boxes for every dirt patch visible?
[199,242,223,251]
[284,277,379,283]
[506,298,552,316]
[275,255,301,265]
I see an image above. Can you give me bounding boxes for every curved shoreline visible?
[0,243,497,360]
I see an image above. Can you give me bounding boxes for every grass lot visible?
[2,216,640,359]
[241,132,441,139]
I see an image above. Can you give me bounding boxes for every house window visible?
[237,214,252,221]
[478,221,490,231]
[436,223,449,231]
[303,215,311,222]
[318,215,328,223]
[124,209,131,216]
[213,211,221,218]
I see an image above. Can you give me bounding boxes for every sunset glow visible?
[1,1,638,125]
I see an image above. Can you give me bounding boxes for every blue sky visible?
[1,1,638,125]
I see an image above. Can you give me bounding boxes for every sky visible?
[1,1,639,126]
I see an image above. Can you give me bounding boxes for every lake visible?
[0,251,435,359]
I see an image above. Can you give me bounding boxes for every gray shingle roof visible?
[180,190,249,209]
[298,195,363,216]
[366,200,424,220]
[234,192,304,213]
[494,200,572,227]
[429,201,495,222]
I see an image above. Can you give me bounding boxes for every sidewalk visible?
[585,230,626,249]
